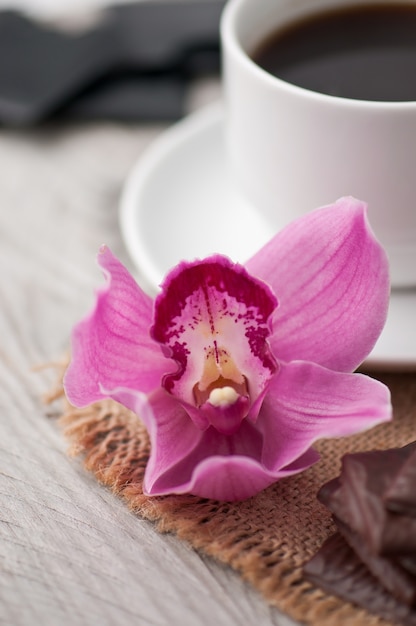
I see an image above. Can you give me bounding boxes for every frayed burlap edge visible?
[46,369,416,626]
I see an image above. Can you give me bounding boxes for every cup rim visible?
[220,0,416,110]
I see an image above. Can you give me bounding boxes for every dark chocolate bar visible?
[319,478,416,606]
[316,476,340,506]
[402,558,416,577]
[341,444,416,555]
[385,447,416,517]
[336,517,416,607]
[303,533,416,626]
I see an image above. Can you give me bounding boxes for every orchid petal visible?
[139,389,205,491]
[246,197,390,371]
[142,389,262,497]
[64,246,175,407]
[151,255,277,419]
[170,456,286,501]
[143,391,319,501]
[146,439,319,501]
[258,361,392,471]
[181,450,319,502]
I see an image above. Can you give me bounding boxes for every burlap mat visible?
[48,369,416,626]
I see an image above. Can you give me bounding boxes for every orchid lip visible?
[200,393,250,436]
[192,372,252,432]
[193,374,249,408]
[152,254,278,434]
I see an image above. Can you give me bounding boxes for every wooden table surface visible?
[0,70,303,626]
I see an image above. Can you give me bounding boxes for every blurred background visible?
[0,0,224,126]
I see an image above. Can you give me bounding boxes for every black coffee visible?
[251,4,416,102]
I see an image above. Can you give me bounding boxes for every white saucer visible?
[120,103,416,370]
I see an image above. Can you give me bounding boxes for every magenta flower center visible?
[151,255,278,435]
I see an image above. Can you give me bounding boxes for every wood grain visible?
[0,107,295,625]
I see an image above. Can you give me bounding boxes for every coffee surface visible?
[251,4,416,102]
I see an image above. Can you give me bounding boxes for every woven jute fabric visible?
[50,370,416,626]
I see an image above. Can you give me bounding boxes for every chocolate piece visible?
[385,447,416,517]
[335,516,416,607]
[402,557,416,577]
[341,444,416,555]
[317,476,340,506]
[319,478,416,606]
[303,533,416,625]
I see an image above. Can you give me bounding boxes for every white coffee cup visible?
[221,0,416,288]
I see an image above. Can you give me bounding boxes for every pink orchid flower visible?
[64,197,391,501]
